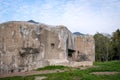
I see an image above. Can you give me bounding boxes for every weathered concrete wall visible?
[74,35,95,62]
[0,21,95,75]
[0,21,74,74]
[0,21,50,74]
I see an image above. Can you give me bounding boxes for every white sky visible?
[0,0,120,34]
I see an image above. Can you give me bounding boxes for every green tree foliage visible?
[111,29,120,60]
[94,29,120,61]
[94,33,111,61]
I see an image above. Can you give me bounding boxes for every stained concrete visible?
[0,21,95,75]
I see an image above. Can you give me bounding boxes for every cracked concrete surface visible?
[0,21,95,75]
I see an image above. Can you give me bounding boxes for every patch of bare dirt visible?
[35,76,47,80]
[91,72,120,75]
[0,69,65,78]
[76,66,96,70]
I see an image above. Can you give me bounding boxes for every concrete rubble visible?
[0,21,95,74]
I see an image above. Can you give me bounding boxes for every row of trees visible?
[94,29,120,61]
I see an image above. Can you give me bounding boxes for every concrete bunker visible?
[0,21,95,75]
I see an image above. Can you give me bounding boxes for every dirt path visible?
[0,70,65,78]
[91,72,120,75]
[35,76,47,80]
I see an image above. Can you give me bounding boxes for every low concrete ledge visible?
[69,61,93,67]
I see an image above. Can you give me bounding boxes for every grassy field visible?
[0,60,120,80]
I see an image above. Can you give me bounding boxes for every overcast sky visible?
[0,0,120,34]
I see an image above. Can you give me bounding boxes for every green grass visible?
[88,60,120,72]
[0,61,120,80]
